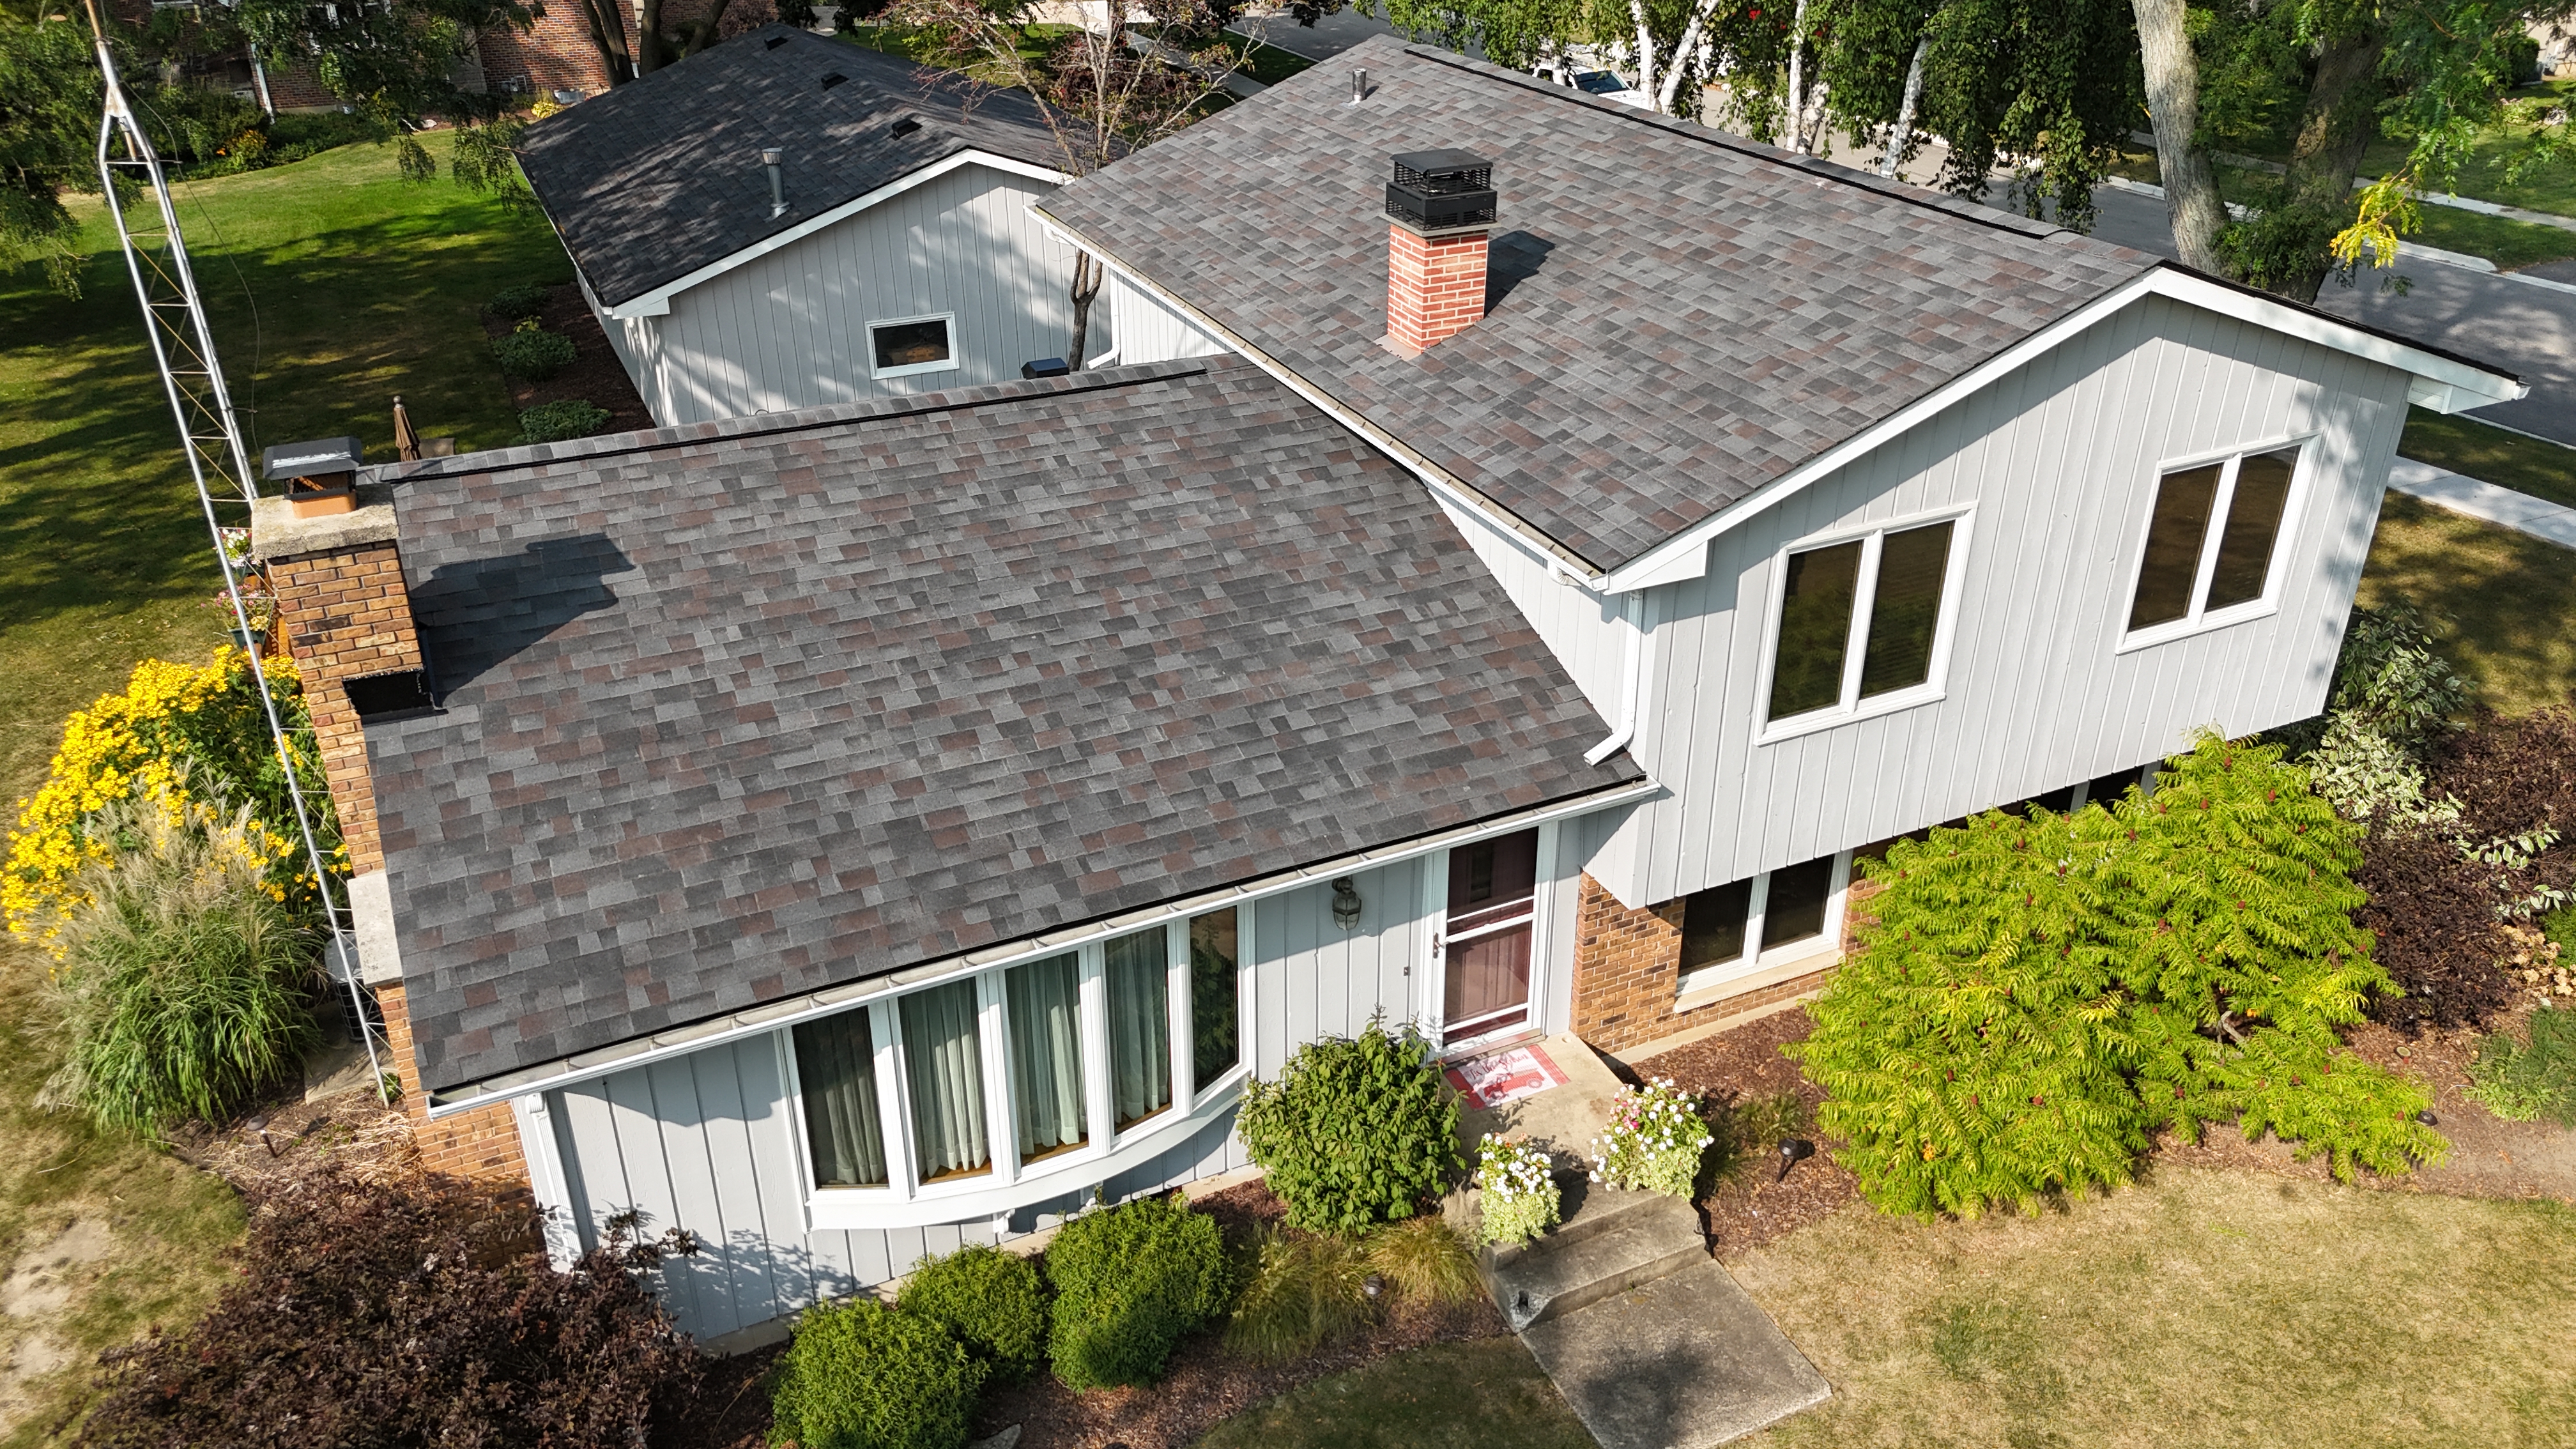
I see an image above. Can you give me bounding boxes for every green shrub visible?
[41,792,319,1134]
[1223,1224,1370,1363]
[1708,1090,1807,1189]
[487,282,553,321]
[1045,1193,1230,1390]
[896,1243,1048,1381]
[1237,1018,1462,1233]
[1367,1210,1480,1301]
[264,109,388,164]
[767,1297,984,1449]
[518,399,612,444]
[1789,732,2444,1220]
[2465,1008,2576,1125]
[493,327,576,380]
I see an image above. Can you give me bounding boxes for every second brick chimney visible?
[1383,148,1497,355]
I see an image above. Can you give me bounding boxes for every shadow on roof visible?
[413,533,636,694]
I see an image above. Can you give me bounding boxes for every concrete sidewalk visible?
[2389,458,2576,549]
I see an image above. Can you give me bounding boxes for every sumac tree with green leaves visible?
[1790,732,2442,1219]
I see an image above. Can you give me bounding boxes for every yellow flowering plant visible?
[4,647,342,947]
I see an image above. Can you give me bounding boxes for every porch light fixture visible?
[1330,877,1363,930]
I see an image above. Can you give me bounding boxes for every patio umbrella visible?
[392,395,420,463]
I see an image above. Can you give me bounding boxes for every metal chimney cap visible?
[260,436,365,480]
[761,146,784,165]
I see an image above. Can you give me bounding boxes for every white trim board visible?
[602,150,1069,319]
[422,778,1659,1116]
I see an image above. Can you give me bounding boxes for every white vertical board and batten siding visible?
[1105,273,1228,363]
[1597,294,2410,908]
[1434,498,1628,717]
[636,165,1085,426]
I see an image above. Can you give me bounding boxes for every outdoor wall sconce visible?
[1330,877,1363,930]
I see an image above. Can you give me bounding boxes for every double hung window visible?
[1674,851,1852,998]
[2123,444,2303,643]
[1764,514,1967,735]
[788,907,1245,1204]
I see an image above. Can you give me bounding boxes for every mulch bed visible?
[1630,1007,1864,1261]
[479,283,655,440]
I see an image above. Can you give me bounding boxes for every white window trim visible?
[788,908,1258,1232]
[868,312,961,380]
[2113,435,2315,655]
[1423,820,1562,1057]
[1674,849,1853,999]
[1754,505,1976,746]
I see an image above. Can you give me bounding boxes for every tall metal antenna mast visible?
[86,0,388,1101]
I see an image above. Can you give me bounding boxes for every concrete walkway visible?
[2389,458,2576,549]
[1454,1036,1830,1446]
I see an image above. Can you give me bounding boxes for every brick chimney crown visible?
[1384,149,1497,355]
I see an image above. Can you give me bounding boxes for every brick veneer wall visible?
[477,8,624,97]
[268,534,530,1188]
[1568,872,1883,1056]
[1386,224,1491,353]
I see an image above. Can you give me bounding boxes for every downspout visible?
[248,42,275,118]
[1584,590,1650,766]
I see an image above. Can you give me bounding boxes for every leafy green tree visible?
[1790,732,2444,1220]
[1,1,101,293]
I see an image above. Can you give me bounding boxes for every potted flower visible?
[1475,1134,1560,1248]
[1590,1077,1713,1198]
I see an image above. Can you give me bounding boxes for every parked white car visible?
[1535,64,1656,108]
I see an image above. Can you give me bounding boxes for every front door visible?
[1441,829,1539,1044]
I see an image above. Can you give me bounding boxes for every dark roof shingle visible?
[371,358,1638,1092]
[519,26,1064,307]
[1039,38,2159,571]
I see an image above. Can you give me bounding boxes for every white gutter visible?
[1583,591,1648,765]
[424,776,1659,1115]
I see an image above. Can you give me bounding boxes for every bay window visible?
[2124,443,2303,642]
[786,906,1246,1206]
[1763,511,1968,735]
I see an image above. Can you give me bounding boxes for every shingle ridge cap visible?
[371,359,1216,488]
[1392,43,2144,265]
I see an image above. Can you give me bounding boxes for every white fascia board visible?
[421,778,1659,1116]
[1600,265,2529,593]
[600,150,1070,321]
[1035,209,1615,590]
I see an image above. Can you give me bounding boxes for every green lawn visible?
[2104,143,2576,271]
[0,133,566,1445]
[1194,1337,1596,1449]
[2399,407,2576,512]
[2351,79,2576,220]
[2361,493,2576,717]
[1218,29,1319,88]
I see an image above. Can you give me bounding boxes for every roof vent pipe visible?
[762,147,785,218]
[1347,67,1367,105]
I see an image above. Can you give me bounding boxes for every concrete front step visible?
[1521,1261,1832,1449]
[1484,1190,1707,1332]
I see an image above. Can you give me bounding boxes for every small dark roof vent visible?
[346,669,436,721]
[891,116,923,138]
[763,33,789,48]
[820,72,848,89]
[1386,149,1496,233]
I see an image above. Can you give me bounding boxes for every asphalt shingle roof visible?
[1039,36,2161,572]
[371,358,1641,1092]
[519,25,1064,307]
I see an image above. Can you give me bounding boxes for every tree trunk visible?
[2129,0,2229,275]
[1627,0,1659,114]
[1880,32,1928,176]
[2269,32,2389,302]
[1068,251,1105,369]
[1784,0,1807,149]
[578,0,635,84]
[636,0,664,72]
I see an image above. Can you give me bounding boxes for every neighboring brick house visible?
[247,33,2520,1346]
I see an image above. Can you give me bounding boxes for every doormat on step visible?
[1446,1045,1570,1110]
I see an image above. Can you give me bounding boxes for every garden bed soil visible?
[1630,1007,1864,1261]
[479,284,654,440]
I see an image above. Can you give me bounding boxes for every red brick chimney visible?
[250,462,531,1188]
[1383,149,1498,355]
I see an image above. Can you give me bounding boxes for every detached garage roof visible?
[368,357,1641,1096]
[519,24,1065,308]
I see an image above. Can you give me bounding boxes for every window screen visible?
[1768,540,1862,719]
[871,318,951,371]
[1760,856,1836,951]
[2205,448,2296,610]
[1680,878,1753,972]
[2128,462,2221,631]
[1857,521,1954,700]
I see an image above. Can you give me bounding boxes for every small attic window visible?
[820,72,847,90]
[763,34,788,48]
[891,116,922,138]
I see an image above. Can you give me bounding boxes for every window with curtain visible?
[2128,445,2301,634]
[1189,908,1239,1092]
[902,978,990,1181]
[1105,927,1172,1129]
[1006,953,1086,1163]
[793,1008,887,1188]
[1768,518,1959,725]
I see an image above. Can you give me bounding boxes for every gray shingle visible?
[372,358,1639,1092]
[1039,38,2158,571]
[519,25,1065,307]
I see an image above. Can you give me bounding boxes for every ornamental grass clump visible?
[1364,1212,1479,1302]
[1223,1224,1372,1364]
[2465,1006,2576,1125]
[1474,1135,1560,1247]
[1590,1078,1713,1198]
[1789,732,2446,1220]
[1237,1017,1463,1232]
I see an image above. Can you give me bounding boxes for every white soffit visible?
[601,150,1069,319]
